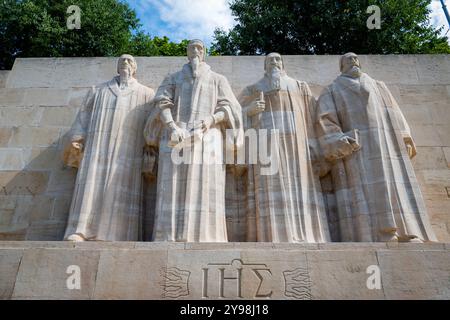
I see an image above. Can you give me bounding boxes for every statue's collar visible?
[108,76,138,96]
[336,73,374,94]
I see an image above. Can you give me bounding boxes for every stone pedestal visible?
[1,242,448,300]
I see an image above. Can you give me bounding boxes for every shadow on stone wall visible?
[0,130,76,240]
[0,126,164,241]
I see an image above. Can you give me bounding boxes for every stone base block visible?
[0,242,448,300]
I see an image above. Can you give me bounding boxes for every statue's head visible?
[117,54,137,77]
[340,52,361,78]
[187,39,206,63]
[264,52,284,74]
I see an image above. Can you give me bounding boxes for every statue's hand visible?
[246,100,265,117]
[168,122,188,147]
[199,115,215,133]
[326,136,360,162]
[72,141,84,151]
[404,137,417,158]
[343,136,361,152]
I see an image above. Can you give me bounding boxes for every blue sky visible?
[124,0,450,47]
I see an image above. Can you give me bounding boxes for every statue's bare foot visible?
[66,234,86,242]
[379,227,398,242]
[397,234,422,243]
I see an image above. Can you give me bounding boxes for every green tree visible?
[211,0,450,55]
[127,34,190,56]
[0,0,189,70]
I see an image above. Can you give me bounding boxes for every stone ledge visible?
[0,241,448,300]
[0,241,447,250]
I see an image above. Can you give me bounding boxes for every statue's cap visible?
[188,39,205,48]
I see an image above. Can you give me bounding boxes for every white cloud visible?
[131,0,450,46]
[139,0,235,46]
[429,0,450,39]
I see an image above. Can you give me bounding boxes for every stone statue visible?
[144,39,243,242]
[239,52,330,243]
[316,52,437,242]
[63,54,155,241]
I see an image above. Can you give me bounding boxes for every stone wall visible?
[0,55,449,241]
[0,242,449,300]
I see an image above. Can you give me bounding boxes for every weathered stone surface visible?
[411,125,442,147]
[0,148,24,170]
[6,55,444,91]
[9,126,61,148]
[378,250,450,299]
[0,226,27,240]
[416,55,450,84]
[0,128,12,147]
[25,221,66,241]
[436,125,450,147]
[23,88,69,107]
[39,107,77,127]
[0,107,41,126]
[443,147,450,169]
[413,147,447,170]
[0,71,10,88]
[0,249,23,299]
[50,196,71,222]
[307,250,384,299]
[0,171,50,196]
[45,167,77,195]
[0,242,447,300]
[362,55,420,85]
[12,248,100,299]
[0,241,75,249]
[421,169,450,187]
[0,89,25,107]
[94,249,168,299]
[401,105,434,126]
[67,88,90,108]
[29,196,54,223]
[24,147,63,171]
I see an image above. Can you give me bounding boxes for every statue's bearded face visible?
[117,55,137,77]
[341,54,361,78]
[265,53,283,73]
[187,43,205,63]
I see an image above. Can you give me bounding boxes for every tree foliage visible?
[0,0,188,69]
[127,33,189,56]
[211,0,450,55]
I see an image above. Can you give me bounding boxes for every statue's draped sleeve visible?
[377,80,417,157]
[72,86,95,142]
[316,86,357,162]
[216,75,244,150]
[299,81,329,176]
[143,74,175,147]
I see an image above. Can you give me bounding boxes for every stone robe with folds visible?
[240,75,330,243]
[317,73,437,242]
[144,62,243,242]
[64,77,155,241]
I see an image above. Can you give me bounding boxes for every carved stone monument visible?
[63,54,155,241]
[144,40,244,242]
[0,54,448,300]
[239,52,330,243]
[316,52,437,242]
